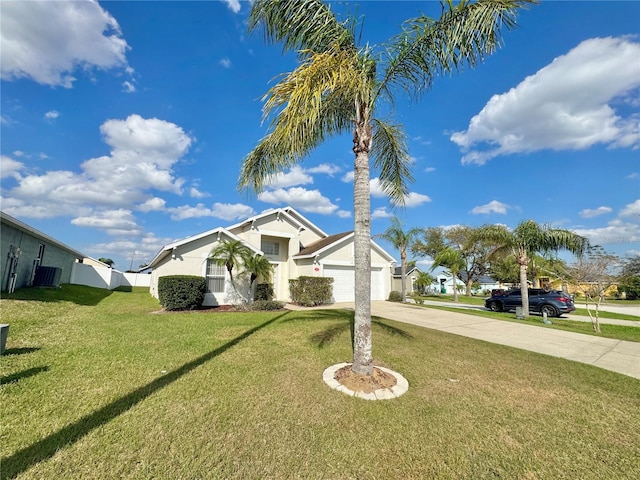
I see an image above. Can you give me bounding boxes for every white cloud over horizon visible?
[168,202,255,222]
[452,37,640,165]
[580,206,613,218]
[470,200,510,215]
[1,0,131,88]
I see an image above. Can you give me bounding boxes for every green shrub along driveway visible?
[1,286,639,479]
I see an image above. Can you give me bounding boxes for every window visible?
[206,261,225,293]
[261,240,280,256]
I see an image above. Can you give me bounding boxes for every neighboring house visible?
[1,211,85,292]
[82,257,112,269]
[391,266,422,295]
[148,206,396,305]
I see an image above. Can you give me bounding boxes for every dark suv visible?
[484,288,576,317]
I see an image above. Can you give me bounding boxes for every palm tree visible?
[238,0,535,375]
[243,253,273,301]
[376,217,421,302]
[431,247,465,302]
[209,240,253,281]
[479,220,588,317]
[414,271,435,295]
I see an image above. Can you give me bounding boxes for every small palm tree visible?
[239,0,535,375]
[376,217,421,302]
[243,253,273,301]
[414,271,435,295]
[209,240,252,281]
[479,220,588,317]
[431,247,465,302]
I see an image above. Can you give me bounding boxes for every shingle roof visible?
[294,231,352,257]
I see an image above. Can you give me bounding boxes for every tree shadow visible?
[1,311,290,480]
[1,366,49,386]
[2,347,40,356]
[3,285,113,306]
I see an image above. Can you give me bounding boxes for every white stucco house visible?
[148,206,396,306]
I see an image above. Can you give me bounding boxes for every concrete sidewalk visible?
[286,301,640,380]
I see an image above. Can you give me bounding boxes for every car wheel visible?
[540,304,558,318]
[489,301,503,312]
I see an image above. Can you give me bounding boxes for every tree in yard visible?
[412,225,496,296]
[98,258,114,268]
[478,220,588,318]
[566,246,619,333]
[243,253,273,302]
[375,216,421,302]
[239,0,536,376]
[414,271,436,295]
[430,246,465,302]
[209,240,254,304]
[618,254,640,300]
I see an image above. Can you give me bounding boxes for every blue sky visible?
[1,0,639,271]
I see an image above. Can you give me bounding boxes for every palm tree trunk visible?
[452,271,458,302]
[352,117,373,376]
[400,250,407,303]
[519,261,529,318]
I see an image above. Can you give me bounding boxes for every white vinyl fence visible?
[70,263,151,290]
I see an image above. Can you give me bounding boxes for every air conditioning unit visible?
[33,266,63,287]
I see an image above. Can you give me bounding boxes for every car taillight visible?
[558,297,571,303]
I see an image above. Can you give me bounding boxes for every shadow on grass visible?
[1,311,290,480]
[2,347,40,356]
[2,284,113,306]
[285,309,414,348]
[1,366,49,386]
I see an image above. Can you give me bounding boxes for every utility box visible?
[0,324,9,355]
[33,266,63,287]
[515,307,524,320]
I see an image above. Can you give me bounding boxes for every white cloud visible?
[470,200,510,215]
[3,114,193,218]
[580,206,613,218]
[403,192,431,207]
[122,80,136,93]
[0,155,25,179]
[44,110,60,120]
[258,187,339,215]
[627,172,639,179]
[1,0,131,87]
[451,37,640,165]
[370,178,385,197]
[337,210,351,218]
[620,199,640,218]
[169,203,255,222]
[371,207,392,219]
[264,165,313,188]
[219,58,232,69]
[189,187,210,199]
[138,197,166,212]
[424,167,436,173]
[341,171,354,182]
[90,232,174,266]
[12,151,25,158]
[71,209,142,236]
[307,163,341,176]
[222,0,242,13]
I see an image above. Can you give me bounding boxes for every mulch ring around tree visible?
[334,364,397,393]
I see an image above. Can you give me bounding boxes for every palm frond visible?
[370,119,413,205]
[378,0,537,100]
[248,0,356,54]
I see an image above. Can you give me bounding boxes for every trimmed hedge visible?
[289,276,333,306]
[388,290,403,302]
[158,275,206,311]
[252,300,285,311]
[255,283,274,301]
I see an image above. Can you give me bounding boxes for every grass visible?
[1,285,639,479]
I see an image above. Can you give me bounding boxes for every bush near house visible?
[289,276,333,306]
[255,283,274,301]
[158,275,206,311]
[388,291,403,302]
[252,300,285,310]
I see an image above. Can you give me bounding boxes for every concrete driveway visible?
[286,301,640,380]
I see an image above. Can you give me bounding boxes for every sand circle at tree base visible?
[322,362,409,400]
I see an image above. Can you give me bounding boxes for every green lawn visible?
[2,285,639,479]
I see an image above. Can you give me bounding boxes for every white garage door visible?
[324,266,385,303]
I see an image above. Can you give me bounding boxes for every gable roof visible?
[293,231,395,263]
[147,227,260,268]
[1,211,85,259]
[393,266,422,277]
[226,206,327,238]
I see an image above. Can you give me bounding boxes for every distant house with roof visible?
[391,265,423,295]
[147,206,396,305]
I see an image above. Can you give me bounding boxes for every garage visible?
[323,265,386,302]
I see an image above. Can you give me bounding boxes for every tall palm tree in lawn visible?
[431,246,465,302]
[376,217,421,302]
[239,0,536,375]
[209,239,254,304]
[479,220,588,317]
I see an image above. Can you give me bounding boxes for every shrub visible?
[252,300,285,311]
[158,275,206,311]
[255,283,274,301]
[289,276,333,306]
[388,290,403,302]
